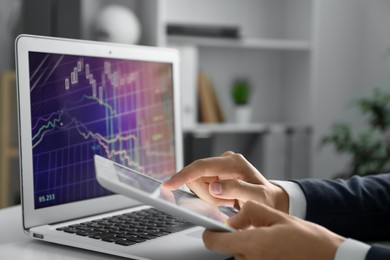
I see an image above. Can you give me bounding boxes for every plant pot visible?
[235,105,252,124]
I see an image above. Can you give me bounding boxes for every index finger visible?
[163,156,242,190]
[162,160,212,189]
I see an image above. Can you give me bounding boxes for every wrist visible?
[271,184,289,214]
[322,229,345,260]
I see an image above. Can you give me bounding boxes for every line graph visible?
[29,52,176,209]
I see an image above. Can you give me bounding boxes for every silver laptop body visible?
[15,34,228,260]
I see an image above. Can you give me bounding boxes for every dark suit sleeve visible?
[366,244,390,260]
[292,173,390,241]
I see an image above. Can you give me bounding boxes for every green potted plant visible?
[322,88,390,178]
[232,79,251,124]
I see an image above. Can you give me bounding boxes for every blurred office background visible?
[1,0,390,208]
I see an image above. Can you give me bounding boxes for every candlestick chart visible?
[29,52,176,209]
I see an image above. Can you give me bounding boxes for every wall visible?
[362,1,390,93]
[311,0,390,179]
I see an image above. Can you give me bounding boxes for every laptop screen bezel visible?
[15,35,183,230]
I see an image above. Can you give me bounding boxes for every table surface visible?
[2,205,390,260]
[0,205,127,260]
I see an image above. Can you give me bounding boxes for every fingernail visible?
[210,182,223,195]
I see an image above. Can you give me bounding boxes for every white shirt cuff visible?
[334,238,370,260]
[270,180,307,219]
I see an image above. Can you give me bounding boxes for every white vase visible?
[235,105,252,124]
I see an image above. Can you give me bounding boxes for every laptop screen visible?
[29,51,176,209]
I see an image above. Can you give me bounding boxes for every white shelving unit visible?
[161,0,313,178]
[168,37,311,51]
[161,0,313,128]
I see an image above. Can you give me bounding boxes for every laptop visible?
[15,34,229,260]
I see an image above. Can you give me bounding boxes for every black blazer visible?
[294,173,390,260]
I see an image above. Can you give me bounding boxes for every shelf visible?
[168,36,311,51]
[183,123,268,135]
[183,123,311,136]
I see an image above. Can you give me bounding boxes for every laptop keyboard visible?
[56,208,195,246]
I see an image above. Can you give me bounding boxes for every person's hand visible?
[163,151,289,213]
[203,201,345,260]
[160,186,229,222]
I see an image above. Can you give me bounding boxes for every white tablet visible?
[94,155,237,232]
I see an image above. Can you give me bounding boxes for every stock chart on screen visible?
[29,52,176,209]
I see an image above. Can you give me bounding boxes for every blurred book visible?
[198,72,224,123]
[167,24,240,39]
[0,71,19,207]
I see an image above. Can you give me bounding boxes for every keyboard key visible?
[102,235,121,243]
[124,236,147,243]
[115,239,136,246]
[76,231,90,236]
[63,228,77,234]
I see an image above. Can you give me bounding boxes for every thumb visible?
[227,201,284,230]
[209,179,263,203]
